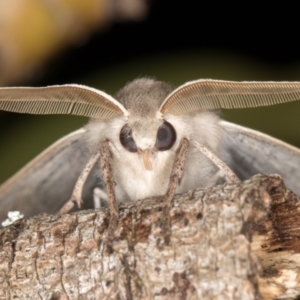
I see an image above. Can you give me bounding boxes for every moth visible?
[1,78,300,224]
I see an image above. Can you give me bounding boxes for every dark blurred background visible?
[1,1,300,184]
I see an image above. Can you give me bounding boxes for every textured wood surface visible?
[0,174,298,299]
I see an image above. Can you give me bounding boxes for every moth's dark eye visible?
[120,124,137,152]
[155,121,176,151]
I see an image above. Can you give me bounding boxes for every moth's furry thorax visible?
[114,78,175,118]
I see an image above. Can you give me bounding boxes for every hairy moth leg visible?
[57,152,100,215]
[192,140,240,183]
[163,138,189,245]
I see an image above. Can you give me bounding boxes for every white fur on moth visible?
[85,80,224,202]
[0,78,300,221]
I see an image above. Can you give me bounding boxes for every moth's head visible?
[86,77,224,171]
[114,78,177,169]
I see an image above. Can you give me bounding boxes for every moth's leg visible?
[100,139,118,248]
[57,152,100,215]
[163,138,189,245]
[192,140,240,183]
[93,187,108,208]
[164,138,190,207]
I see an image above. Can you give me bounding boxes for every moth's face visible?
[119,114,177,170]
[109,78,178,170]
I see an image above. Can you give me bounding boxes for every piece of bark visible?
[0,174,297,299]
[252,177,300,300]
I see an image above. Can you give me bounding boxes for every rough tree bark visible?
[0,174,299,299]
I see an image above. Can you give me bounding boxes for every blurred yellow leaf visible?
[0,0,138,85]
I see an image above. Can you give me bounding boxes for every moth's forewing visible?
[0,129,100,221]
[222,120,300,195]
